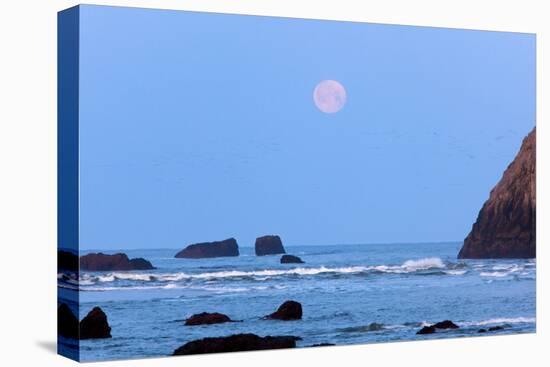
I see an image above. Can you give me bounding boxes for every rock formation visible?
[280,254,304,264]
[264,300,302,320]
[58,303,79,339]
[255,235,286,256]
[58,250,79,272]
[172,333,297,355]
[80,307,112,339]
[458,128,536,259]
[80,253,155,271]
[175,238,239,259]
[416,320,459,335]
[185,312,233,326]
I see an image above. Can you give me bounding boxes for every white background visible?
[0,0,548,365]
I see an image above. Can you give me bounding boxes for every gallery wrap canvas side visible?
[57,4,535,362]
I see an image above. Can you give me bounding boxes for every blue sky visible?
[78,5,535,249]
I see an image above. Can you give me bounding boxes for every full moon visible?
[313,80,347,113]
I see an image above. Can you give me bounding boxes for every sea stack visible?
[80,252,155,271]
[255,235,286,256]
[458,128,536,259]
[175,238,239,259]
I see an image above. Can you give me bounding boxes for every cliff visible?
[458,128,536,259]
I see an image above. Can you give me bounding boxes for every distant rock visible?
[58,250,78,272]
[185,312,233,326]
[416,320,459,335]
[280,254,304,264]
[458,128,536,259]
[175,238,239,259]
[80,307,112,339]
[80,252,155,271]
[172,333,297,355]
[265,300,302,320]
[58,303,79,339]
[478,328,487,333]
[255,235,286,256]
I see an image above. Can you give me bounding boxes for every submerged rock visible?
[488,325,505,331]
[280,254,304,264]
[80,252,155,271]
[80,307,112,339]
[458,128,536,259]
[265,300,302,320]
[172,333,297,355]
[58,303,79,339]
[185,312,233,326]
[175,238,239,259]
[310,343,336,347]
[255,235,286,256]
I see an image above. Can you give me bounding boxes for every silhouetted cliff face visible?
[458,128,536,259]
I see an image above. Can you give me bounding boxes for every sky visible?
[77,5,535,250]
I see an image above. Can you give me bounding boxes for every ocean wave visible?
[81,284,287,293]
[461,317,535,327]
[78,257,450,285]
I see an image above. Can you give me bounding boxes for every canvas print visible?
[57,4,536,362]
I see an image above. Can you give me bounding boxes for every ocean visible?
[58,242,536,361]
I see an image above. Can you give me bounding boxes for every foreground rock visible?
[58,303,79,339]
[255,235,286,256]
[185,312,233,326]
[280,254,304,264]
[80,307,112,339]
[172,333,297,355]
[416,320,459,335]
[458,128,536,259]
[58,250,79,272]
[265,300,302,320]
[80,252,155,271]
[175,238,239,259]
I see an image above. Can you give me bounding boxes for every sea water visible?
[59,242,536,361]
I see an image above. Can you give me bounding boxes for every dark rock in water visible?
[172,333,296,355]
[478,329,487,333]
[255,235,286,256]
[58,250,78,272]
[185,312,233,326]
[80,307,112,339]
[458,128,536,259]
[265,300,302,320]
[310,343,336,347]
[417,320,459,335]
[175,238,239,259]
[58,303,79,339]
[488,326,505,331]
[80,252,155,271]
[280,254,304,264]
[433,320,459,329]
[416,325,436,335]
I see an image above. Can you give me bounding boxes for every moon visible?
[313,80,347,113]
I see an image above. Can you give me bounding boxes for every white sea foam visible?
[78,257,454,286]
[461,317,536,327]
